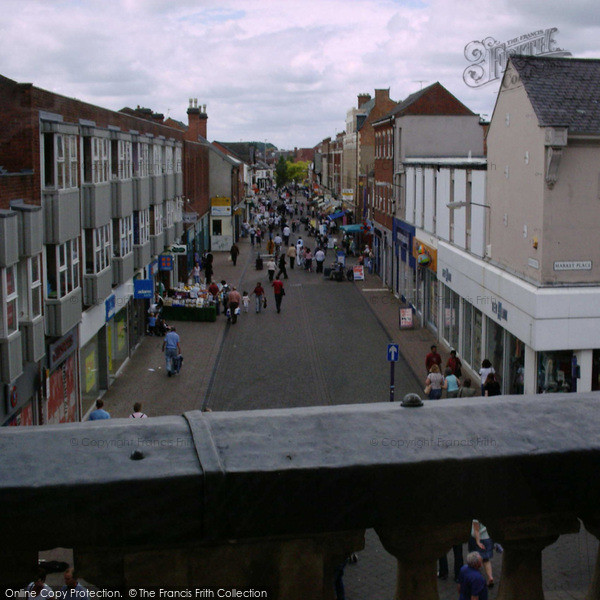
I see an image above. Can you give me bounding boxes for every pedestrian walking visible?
[221,281,230,315]
[242,291,250,313]
[88,399,110,420]
[282,225,290,245]
[444,367,460,398]
[479,359,495,395]
[249,226,256,246]
[483,373,501,397]
[304,247,313,272]
[314,247,325,273]
[252,282,266,313]
[276,253,288,279]
[287,244,296,269]
[130,402,148,418]
[61,568,89,598]
[272,276,285,313]
[192,262,201,284]
[162,327,181,377]
[424,364,446,400]
[230,243,240,266]
[458,378,477,397]
[227,286,242,324]
[457,552,488,599]
[266,258,276,282]
[256,229,262,247]
[447,349,463,377]
[438,544,464,582]
[425,344,442,374]
[208,281,220,315]
[469,520,495,588]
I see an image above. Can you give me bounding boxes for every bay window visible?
[18,256,42,321]
[46,239,80,299]
[111,140,132,180]
[85,224,111,274]
[134,209,150,246]
[150,204,163,235]
[43,133,78,189]
[83,137,110,184]
[0,265,18,337]
[112,215,133,257]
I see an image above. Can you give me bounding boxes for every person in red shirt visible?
[272,277,285,313]
[425,345,442,374]
[252,282,266,313]
[208,281,221,315]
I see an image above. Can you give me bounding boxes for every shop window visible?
[507,332,525,394]
[0,265,18,337]
[85,224,111,275]
[46,239,80,299]
[212,219,222,236]
[485,318,505,389]
[538,351,573,393]
[462,301,483,370]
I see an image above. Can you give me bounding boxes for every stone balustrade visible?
[1,393,600,598]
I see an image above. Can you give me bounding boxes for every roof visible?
[374,82,475,126]
[510,55,600,135]
[213,142,256,164]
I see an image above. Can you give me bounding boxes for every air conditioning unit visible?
[485,244,492,258]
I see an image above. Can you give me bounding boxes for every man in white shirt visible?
[314,248,326,273]
[282,225,291,245]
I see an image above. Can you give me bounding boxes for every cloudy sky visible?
[1,0,598,149]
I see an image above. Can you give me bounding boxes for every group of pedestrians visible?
[423,346,501,401]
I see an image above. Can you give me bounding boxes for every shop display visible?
[161,284,217,322]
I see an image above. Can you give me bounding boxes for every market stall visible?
[161,285,217,322]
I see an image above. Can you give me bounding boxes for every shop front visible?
[210,196,233,252]
[106,297,129,382]
[412,238,438,332]
[393,219,415,303]
[2,363,41,427]
[80,333,101,405]
[45,327,80,424]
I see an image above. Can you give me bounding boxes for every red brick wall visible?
[184,141,209,217]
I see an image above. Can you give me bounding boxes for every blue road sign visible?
[387,343,399,362]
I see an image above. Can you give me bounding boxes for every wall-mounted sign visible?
[182,212,198,223]
[48,328,78,370]
[159,254,174,271]
[105,294,116,322]
[134,279,154,299]
[412,239,437,271]
[554,261,592,271]
[528,258,540,269]
[211,196,231,216]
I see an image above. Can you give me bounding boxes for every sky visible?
[0,0,598,150]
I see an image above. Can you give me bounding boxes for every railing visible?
[1,393,600,598]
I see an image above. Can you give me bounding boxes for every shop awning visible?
[340,224,363,233]
[328,210,346,220]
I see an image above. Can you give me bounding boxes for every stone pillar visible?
[74,531,364,599]
[375,522,468,600]
[524,344,537,395]
[582,516,600,600]
[574,349,593,393]
[492,514,579,600]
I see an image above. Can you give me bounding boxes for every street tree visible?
[275,156,289,188]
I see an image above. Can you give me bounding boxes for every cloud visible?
[0,0,597,148]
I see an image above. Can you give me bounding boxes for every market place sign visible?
[554,261,592,271]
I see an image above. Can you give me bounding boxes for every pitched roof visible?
[375,82,475,125]
[213,142,256,164]
[510,55,600,135]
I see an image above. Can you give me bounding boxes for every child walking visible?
[242,291,250,313]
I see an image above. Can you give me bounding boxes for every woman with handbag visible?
[424,364,446,400]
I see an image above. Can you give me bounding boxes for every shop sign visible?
[442,267,452,282]
[211,196,232,216]
[182,212,198,223]
[412,239,437,271]
[491,299,508,322]
[400,308,414,329]
[48,328,78,370]
[159,254,174,271]
[105,294,116,322]
[134,279,154,299]
[553,260,592,271]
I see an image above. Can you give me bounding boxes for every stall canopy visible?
[340,224,362,233]
[328,210,347,220]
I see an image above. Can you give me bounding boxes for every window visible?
[18,256,42,321]
[113,216,133,257]
[111,140,132,180]
[165,200,174,229]
[152,145,161,175]
[133,209,150,245]
[84,137,110,183]
[165,146,174,174]
[174,147,182,173]
[46,239,80,299]
[43,133,78,189]
[133,141,150,178]
[0,265,18,337]
[85,224,111,275]
[150,204,163,235]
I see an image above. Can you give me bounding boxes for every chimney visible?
[186,99,208,141]
[357,93,371,108]
[374,89,390,103]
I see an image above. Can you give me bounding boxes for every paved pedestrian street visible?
[88,197,596,598]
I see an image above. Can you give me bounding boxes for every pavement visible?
[57,192,598,596]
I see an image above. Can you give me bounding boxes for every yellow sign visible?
[211,196,231,207]
[412,239,437,271]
